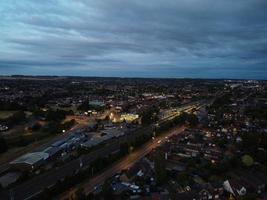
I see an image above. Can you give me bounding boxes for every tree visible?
[242,155,254,167]
[61,119,76,130]
[119,143,129,156]
[0,100,23,110]
[40,187,51,200]
[240,193,257,200]
[70,187,86,200]
[177,172,190,186]
[154,153,167,185]
[102,180,113,200]
[241,133,259,154]
[46,109,69,122]
[186,113,199,127]
[29,122,41,131]
[0,137,8,153]
[45,121,60,134]
[5,111,26,127]
[141,105,159,125]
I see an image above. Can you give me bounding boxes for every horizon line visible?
[0,74,266,81]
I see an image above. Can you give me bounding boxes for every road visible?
[60,126,185,199]
[9,137,124,200]
[8,126,151,200]
[0,122,86,173]
[7,101,204,200]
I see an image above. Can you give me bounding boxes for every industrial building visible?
[10,152,49,171]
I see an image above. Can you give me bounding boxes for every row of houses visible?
[223,172,267,197]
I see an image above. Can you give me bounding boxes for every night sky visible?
[1,0,267,79]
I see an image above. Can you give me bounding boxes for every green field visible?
[0,111,16,119]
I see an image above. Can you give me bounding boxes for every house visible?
[196,183,224,200]
[241,173,266,194]
[223,179,247,197]
[198,188,213,200]
[175,191,197,200]
[112,182,129,195]
[120,159,152,183]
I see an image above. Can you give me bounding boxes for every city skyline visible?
[1,0,267,79]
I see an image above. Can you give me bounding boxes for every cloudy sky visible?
[0,0,267,79]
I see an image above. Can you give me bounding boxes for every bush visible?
[0,137,8,153]
[242,155,254,167]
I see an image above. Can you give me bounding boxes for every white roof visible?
[10,152,49,165]
[81,137,103,148]
[101,128,124,136]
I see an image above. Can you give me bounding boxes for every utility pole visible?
[79,157,83,168]
[9,189,14,200]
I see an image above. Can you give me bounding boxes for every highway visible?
[8,126,151,200]
[9,136,127,200]
[60,126,185,199]
[7,101,205,200]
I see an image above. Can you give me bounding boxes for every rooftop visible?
[10,152,49,165]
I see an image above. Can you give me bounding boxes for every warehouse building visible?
[10,152,49,171]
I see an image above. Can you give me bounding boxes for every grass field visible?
[0,111,16,119]
[0,133,59,165]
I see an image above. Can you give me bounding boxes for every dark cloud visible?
[0,0,267,79]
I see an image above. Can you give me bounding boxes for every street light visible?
[129,146,134,153]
